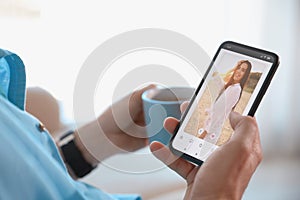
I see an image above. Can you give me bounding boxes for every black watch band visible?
[60,131,96,178]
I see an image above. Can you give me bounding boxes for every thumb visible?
[229,111,259,143]
[229,111,244,130]
[136,84,156,96]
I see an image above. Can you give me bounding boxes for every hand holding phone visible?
[150,41,277,199]
[150,107,262,200]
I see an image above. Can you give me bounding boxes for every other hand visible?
[150,102,262,200]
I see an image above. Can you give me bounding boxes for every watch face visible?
[60,135,96,178]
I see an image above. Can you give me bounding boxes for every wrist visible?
[75,119,120,163]
[74,130,99,166]
[59,131,97,178]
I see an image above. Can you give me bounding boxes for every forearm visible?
[56,85,150,178]
[72,84,151,165]
[74,118,120,166]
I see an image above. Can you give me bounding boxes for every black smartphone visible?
[170,41,279,165]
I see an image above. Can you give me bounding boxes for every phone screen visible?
[171,41,279,164]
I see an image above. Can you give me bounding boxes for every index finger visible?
[163,117,179,135]
[180,101,189,113]
[150,141,198,182]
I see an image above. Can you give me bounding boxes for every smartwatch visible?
[59,131,97,177]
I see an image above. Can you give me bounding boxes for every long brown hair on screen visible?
[225,60,252,90]
[215,60,252,103]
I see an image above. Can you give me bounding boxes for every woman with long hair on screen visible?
[198,60,252,145]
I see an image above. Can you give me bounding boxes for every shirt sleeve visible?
[224,84,241,117]
[111,194,142,200]
[0,96,141,200]
[207,72,225,101]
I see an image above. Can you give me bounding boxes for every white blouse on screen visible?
[203,81,241,144]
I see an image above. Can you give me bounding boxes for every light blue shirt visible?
[0,49,141,200]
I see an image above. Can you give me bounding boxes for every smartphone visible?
[170,41,279,165]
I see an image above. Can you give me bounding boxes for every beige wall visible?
[0,0,39,18]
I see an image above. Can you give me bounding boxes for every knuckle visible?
[257,151,263,163]
[238,142,263,166]
[239,141,252,156]
[254,143,263,163]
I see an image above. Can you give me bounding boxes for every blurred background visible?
[1,0,299,199]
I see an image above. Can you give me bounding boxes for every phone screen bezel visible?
[169,41,279,165]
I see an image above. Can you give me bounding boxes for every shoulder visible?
[226,83,242,97]
[227,83,241,92]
